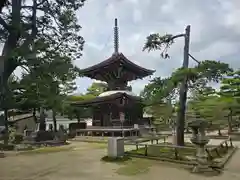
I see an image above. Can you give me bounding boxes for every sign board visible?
[119,112,125,122]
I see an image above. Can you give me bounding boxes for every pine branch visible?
[0,0,8,13]
[0,17,9,31]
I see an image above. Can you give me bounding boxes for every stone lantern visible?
[188,119,210,172]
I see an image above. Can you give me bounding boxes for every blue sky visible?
[12,0,240,95]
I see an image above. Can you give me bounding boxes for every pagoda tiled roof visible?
[70,92,141,107]
[79,53,155,81]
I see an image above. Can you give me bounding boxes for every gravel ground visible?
[0,139,240,180]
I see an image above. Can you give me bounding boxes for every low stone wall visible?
[8,113,33,122]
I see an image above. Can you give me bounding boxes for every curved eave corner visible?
[119,53,155,75]
[78,53,156,77]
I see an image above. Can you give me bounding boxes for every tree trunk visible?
[39,108,46,131]
[228,110,233,133]
[218,129,222,136]
[176,87,187,146]
[3,108,8,145]
[176,25,191,146]
[77,114,80,123]
[52,109,57,132]
[0,65,12,145]
[32,108,37,122]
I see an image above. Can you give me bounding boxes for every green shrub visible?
[101,155,131,163]
[68,131,76,139]
[13,134,23,144]
[35,131,55,141]
[0,143,15,151]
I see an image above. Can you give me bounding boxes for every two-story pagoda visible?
[72,19,155,128]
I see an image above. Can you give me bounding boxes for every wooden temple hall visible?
[71,18,155,137]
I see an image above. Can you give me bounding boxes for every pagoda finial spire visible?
[113,18,119,55]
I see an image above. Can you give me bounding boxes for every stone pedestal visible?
[108,137,124,158]
[188,120,210,173]
[192,142,210,173]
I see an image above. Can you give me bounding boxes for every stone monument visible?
[55,125,67,142]
[188,119,210,173]
[108,137,124,158]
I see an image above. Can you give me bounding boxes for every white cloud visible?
[73,0,240,95]
[133,9,142,23]
[2,0,240,95]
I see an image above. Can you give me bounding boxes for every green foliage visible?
[145,103,174,130]
[220,70,240,101]
[64,94,95,119]
[171,61,232,89]
[141,77,177,128]
[187,85,240,131]
[63,82,108,120]
[86,82,108,96]
[219,70,240,128]
[101,155,131,163]
[142,60,231,107]
[141,60,234,129]
[188,96,226,121]
[0,0,86,143]
[0,0,86,61]
[143,33,174,58]
[8,126,23,144]
[141,77,177,105]
[0,0,86,113]
[0,143,15,151]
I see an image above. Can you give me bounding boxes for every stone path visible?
[222,140,240,179]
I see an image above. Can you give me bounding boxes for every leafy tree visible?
[0,0,86,111]
[220,70,240,131]
[141,77,178,105]
[170,61,232,93]
[63,82,109,121]
[143,27,233,145]
[142,60,232,143]
[144,102,174,131]
[86,82,108,96]
[21,55,78,131]
[141,77,177,131]
[220,70,240,102]
[64,94,95,121]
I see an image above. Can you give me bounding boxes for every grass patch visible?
[127,142,196,160]
[116,158,152,176]
[101,155,131,163]
[0,143,15,151]
[18,145,74,155]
